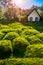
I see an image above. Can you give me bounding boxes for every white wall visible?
[28,10,40,21]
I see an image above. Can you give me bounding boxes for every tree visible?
[39,5,43,11]
[1,0,12,12]
[4,7,16,19]
[35,5,43,21]
[35,5,43,11]
[40,12,43,21]
[40,12,43,17]
[1,0,16,19]
[0,6,3,18]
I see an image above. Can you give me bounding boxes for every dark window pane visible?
[30,17,33,21]
[35,17,38,21]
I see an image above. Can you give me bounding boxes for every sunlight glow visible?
[12,0,23,5]
[12,0,35,9]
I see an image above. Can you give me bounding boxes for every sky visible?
[0,0,43,9]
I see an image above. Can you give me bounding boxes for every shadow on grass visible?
[23,21,43,32]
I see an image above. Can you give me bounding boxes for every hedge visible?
[25,35,42,44]
[0,32,5,40]
[0,58,43,65]
[37,33,43,41]
[25,44,43,58]
[1,29,15,33]
[3,32,19,41]
[0,40,12,59]
[21,29,40,37]
[12,37,29,57]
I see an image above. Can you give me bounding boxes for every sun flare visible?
[12,0,23,5]
[16,0,22,4]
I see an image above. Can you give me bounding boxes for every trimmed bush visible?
[8,22,23,29]
[0,32,5,40]
[0,25,10,29]
[1,58,43,65]
[21,29,40,37]
[0,40,12,59]
[3,32,19,41]
[25,35,42,44]
[13,28,22,35]
[25,44,43,58]
[1,29,15,33]
[37,33,43,41]
[12,37,29,57]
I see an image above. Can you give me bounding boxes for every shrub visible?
[0,40,12,59]
[0,32,5,40]
[8,22,22,28]
[25,44,43,58]
[1,29,15,33]
[12,37,29,57]
[1,58,43,65]
[3,32,19,41]
[29,29,40,35]
[25,35,42,44]
[21,29,40,37]
[13,28,22,35]
[8,23,25,35]
[0,25,10,29]
[37,33,43,41]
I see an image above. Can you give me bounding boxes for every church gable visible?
[27,7,40,21]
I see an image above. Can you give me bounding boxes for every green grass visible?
[0,20,43,65]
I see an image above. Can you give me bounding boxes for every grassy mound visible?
[12,37,29,57]
[0,40,12,59]
[25,35,42,44]
[25,44,43,58]
[37,33,43,41]
[3,32,19,41]
[0,32,5,40]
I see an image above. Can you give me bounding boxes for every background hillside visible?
[0,20,43,65]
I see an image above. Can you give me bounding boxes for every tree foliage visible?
[0,6,3,18]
